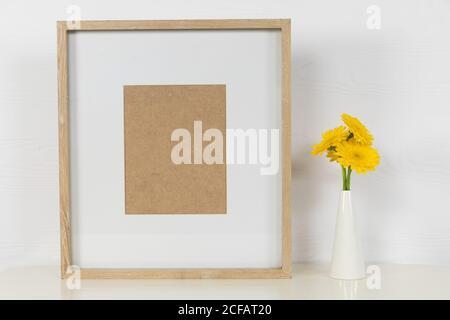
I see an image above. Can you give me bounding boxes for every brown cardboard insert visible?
[124,84,227,214]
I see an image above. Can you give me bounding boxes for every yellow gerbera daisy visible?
[326,150,339,162]
[341,113,373,146]
[335,141,380,173]
[311,126,348,156]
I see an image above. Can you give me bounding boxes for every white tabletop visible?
[0,264,449,300]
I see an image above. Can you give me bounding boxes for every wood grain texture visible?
[80,268,290,279]
[60,19,290,31]
[57,21,71,278]
[281,21,292,276]
[58,19,291,279]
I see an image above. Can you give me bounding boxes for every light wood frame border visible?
[57,19,291,279]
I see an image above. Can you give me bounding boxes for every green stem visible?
[341,165,347,191]
[341,165,352,191]
[346,167,352,190]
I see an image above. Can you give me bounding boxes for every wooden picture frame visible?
[57,19,291,279]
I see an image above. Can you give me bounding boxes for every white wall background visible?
[1,0,450,268]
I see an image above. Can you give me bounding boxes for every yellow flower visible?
[311,126,348,156]
[327,150,339,162]
[335,141,380,173]
[341,113,373,146]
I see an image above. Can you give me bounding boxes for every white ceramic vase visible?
[329,191,366,280]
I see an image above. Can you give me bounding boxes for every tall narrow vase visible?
[329,191,366,280]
